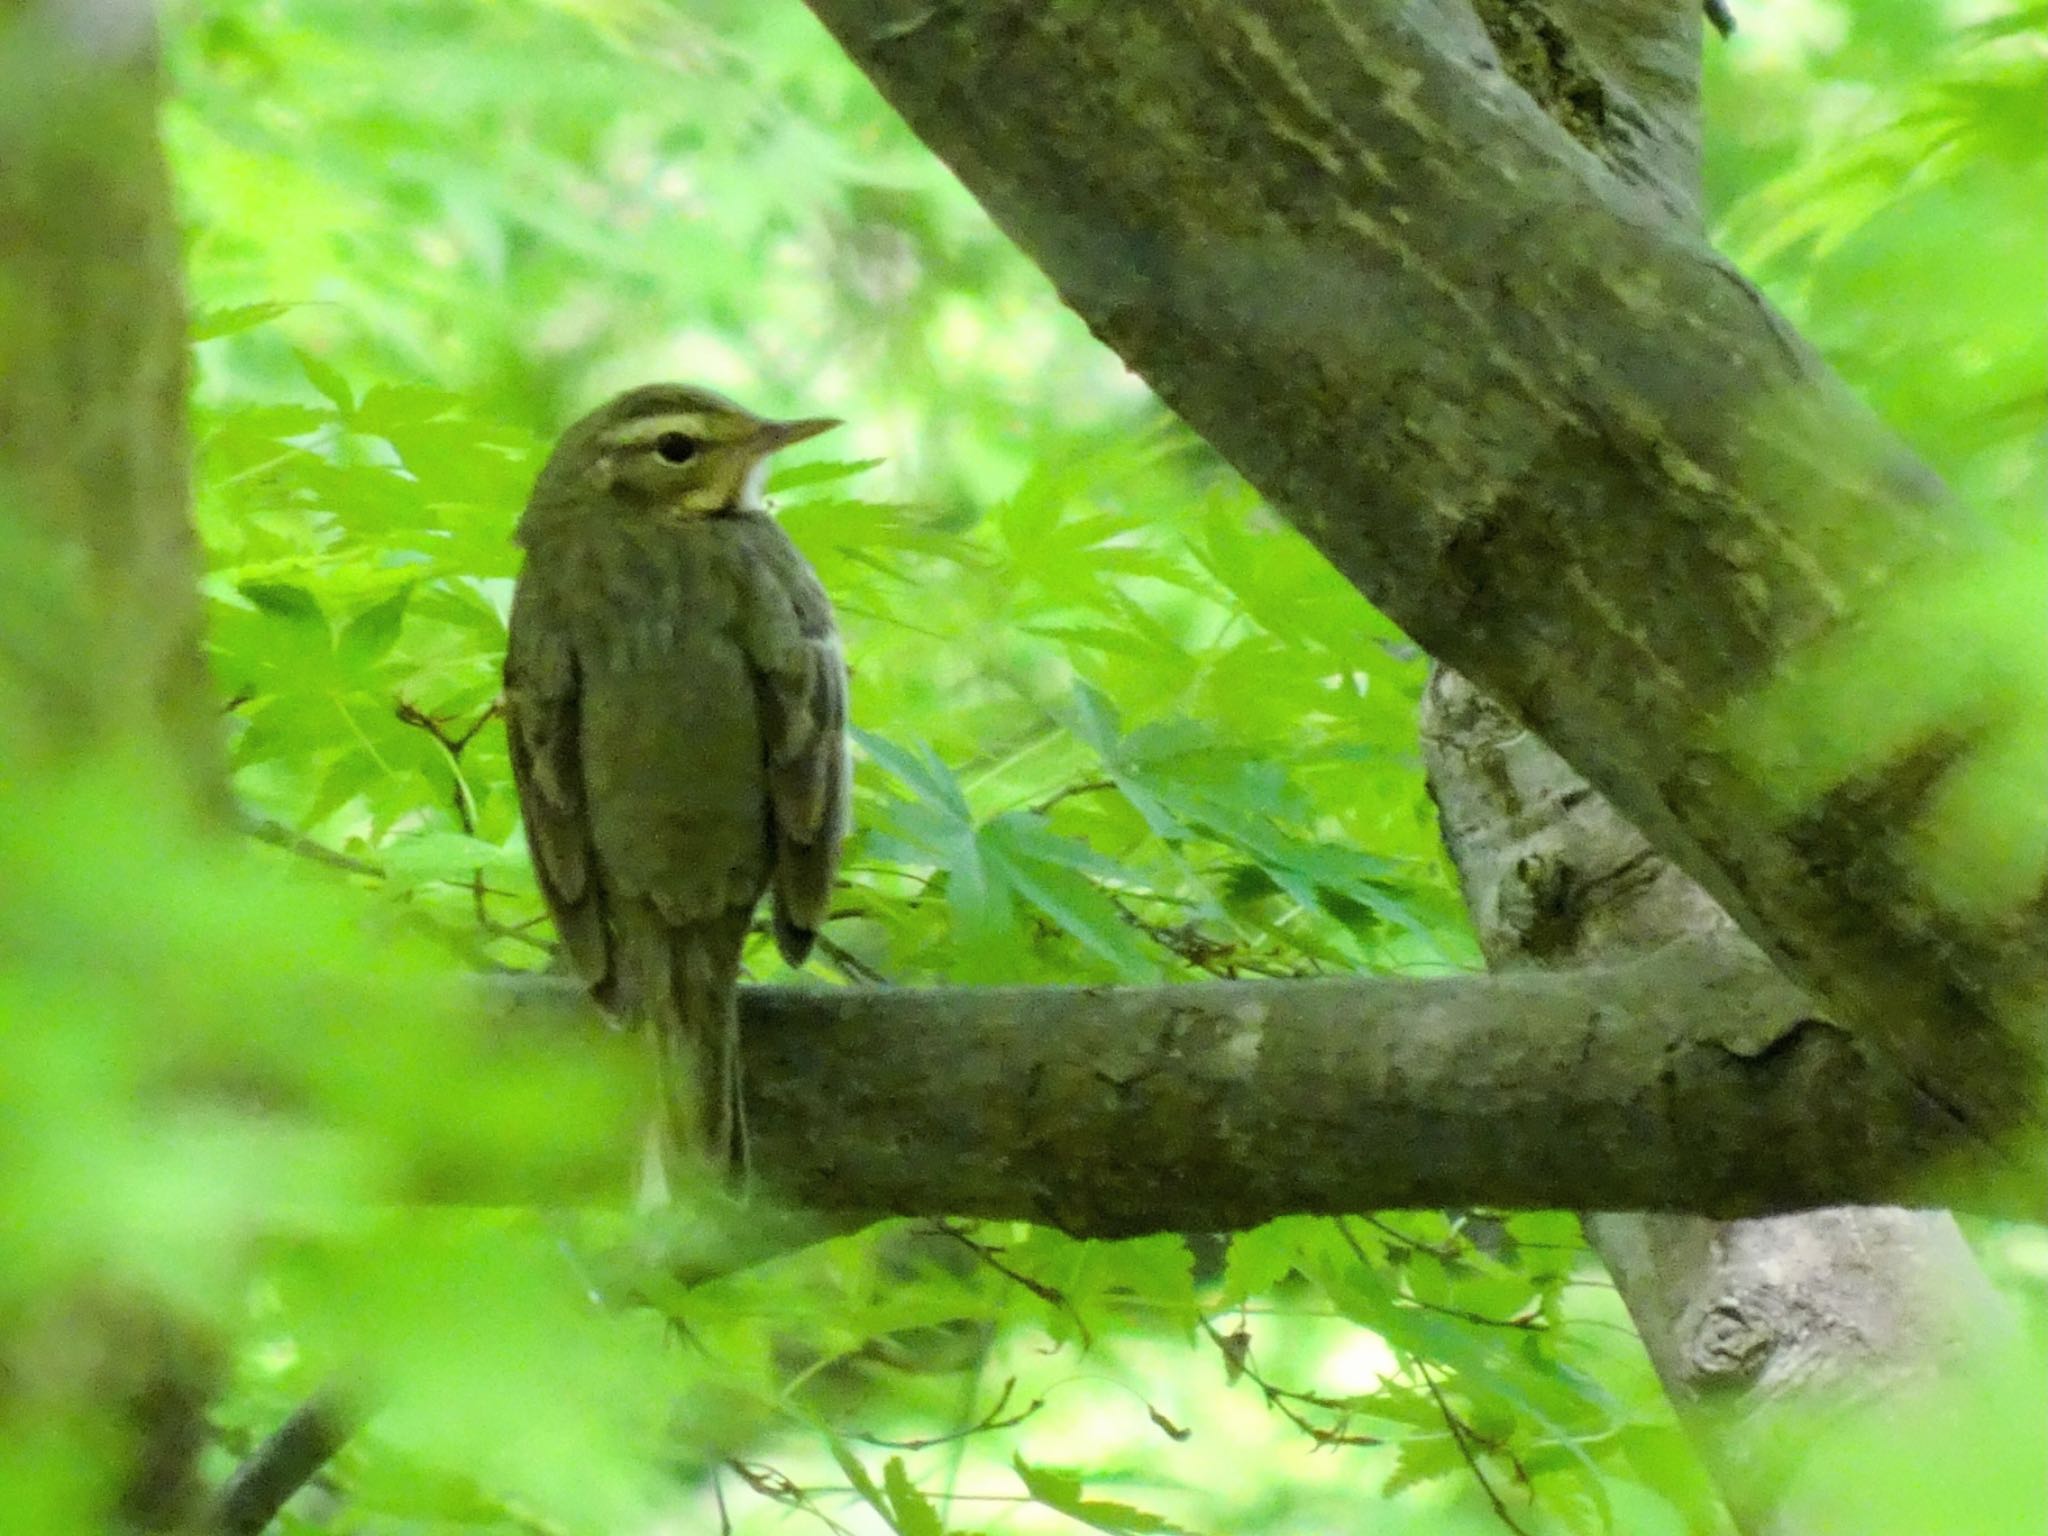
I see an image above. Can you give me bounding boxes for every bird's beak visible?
[752,416,842,452]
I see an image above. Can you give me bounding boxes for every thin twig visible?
[203,1386,361,1535]
[1335,1217,1541,1330]
[447,697,502,754]
[1105,890,1244,977]
[1418,1361,1534,1536]
[244,819,555,954]
[713,1466,733,1536]
[246,818,383,879]
[725,1461,859,1536]
[1028,778,1115,815]
[928,1221,1093,1349]
[1349,1212,1466,1262]
[1410,1295,1548,1332]
[394,697,499,931]
[813,931,891,986]
[1198,1317,1383,1449]
[851,1379,1044,1449]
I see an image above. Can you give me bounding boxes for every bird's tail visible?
[649,913,751,1187]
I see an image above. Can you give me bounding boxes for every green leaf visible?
[856,729,973,822]
[828,1440,895,1527]
[337,585,413,670]
[1013,1458,1199,1535]
[979,813,1161,980]
[294,347,355,417]
[302,753,386,833]
[351,382,465,434]
[1382,1435,1467,1498]
[1220,1221,1302,1302]
[766,456,884,493]
[191,300,294,341]
[856,731,1032,976]
[237,581,329,633]
[381,831,518,888]
[883,1457,947,1536]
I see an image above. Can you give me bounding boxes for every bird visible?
[503,383,850,1184]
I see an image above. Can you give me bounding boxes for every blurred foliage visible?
[0,0,2040,1531]
[1706,0,2048,908]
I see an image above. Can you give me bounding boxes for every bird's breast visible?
[544,523,775,915]
[570,522,745,672]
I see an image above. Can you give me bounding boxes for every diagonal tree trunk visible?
[1405,18,2032,1529]
[790,2,2042,1526]
[797,0,2047,1157]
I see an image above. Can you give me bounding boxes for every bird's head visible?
[523,383,839,530]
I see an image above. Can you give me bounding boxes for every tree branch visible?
[486,947,2033,1233]
[204,1388,360,1536]
[797,0,2047,1153]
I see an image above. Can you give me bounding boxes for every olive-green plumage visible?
[504,383,849,1178]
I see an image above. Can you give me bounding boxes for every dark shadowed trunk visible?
[0,5,223,1528]
[0,1,221,809]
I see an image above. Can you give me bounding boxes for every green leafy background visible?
[0,1,2041,1532]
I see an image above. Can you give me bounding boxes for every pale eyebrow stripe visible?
[599,411,712,448]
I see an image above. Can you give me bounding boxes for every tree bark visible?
[796,0,2047,1155]
[1424,666,2036,1535]
[488,965,2027,1229]
[1395,19,2035,1533]
[0,6,224,1529]
[0,0,223,812]
[790,6,2041,1527]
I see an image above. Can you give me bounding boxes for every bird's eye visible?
[652,431,699,464]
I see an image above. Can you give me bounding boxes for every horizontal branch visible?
[487,941,2033,1236]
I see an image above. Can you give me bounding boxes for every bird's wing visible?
[737,527,850,968]
[504,577,614,1000]
[767,631,849,966]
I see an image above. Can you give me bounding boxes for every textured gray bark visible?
[790,5,2042,1527]
[1402,20,2036,1533]
[1424,668,2035,1534]
[488,967,2024,1229]
[797,0,2047,1155]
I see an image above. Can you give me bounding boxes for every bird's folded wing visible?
[733,530,850,969]
[504,583,614,997]
[756,630,849,966]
